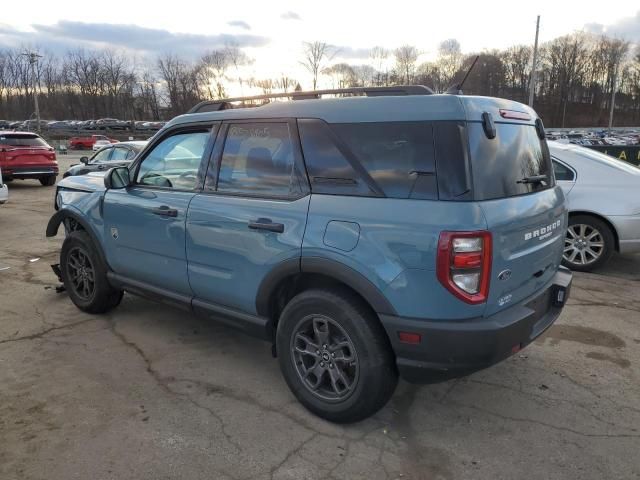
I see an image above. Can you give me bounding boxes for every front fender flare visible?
[46,208,109,268]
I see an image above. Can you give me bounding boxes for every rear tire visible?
[40,176,56,186]
[60,231,123,313]
[562,215,615,272]
[276,288,398,423]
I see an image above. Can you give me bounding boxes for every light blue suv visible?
[48,86,572,422]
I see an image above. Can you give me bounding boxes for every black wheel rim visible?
[290,314,359,402]
[67,246,95,300]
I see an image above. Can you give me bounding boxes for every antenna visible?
[445,55,479,95]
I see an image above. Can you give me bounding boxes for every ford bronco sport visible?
[47,86,572,423]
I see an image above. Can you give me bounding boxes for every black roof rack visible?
[187,85,434,114]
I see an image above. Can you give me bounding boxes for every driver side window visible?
[137,129,211,189]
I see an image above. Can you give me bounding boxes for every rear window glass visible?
[332,122,437,199]
[468,123,553,200]
[0,134,48,147]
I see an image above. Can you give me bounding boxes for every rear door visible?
[468,122,566,316]
[186,119,310,314]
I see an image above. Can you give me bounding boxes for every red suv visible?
[0,131,58,186]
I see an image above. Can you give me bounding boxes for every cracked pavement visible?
[1,153,639,480]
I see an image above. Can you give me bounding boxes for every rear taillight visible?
[437,231,492,304]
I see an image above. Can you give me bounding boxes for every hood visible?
[57,171,107,193]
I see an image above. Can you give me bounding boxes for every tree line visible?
[0,33,639,127]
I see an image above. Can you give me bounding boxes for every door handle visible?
[151,205,178,217]
[248,218,284,233]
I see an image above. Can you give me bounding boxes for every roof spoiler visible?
[188,85,435,113]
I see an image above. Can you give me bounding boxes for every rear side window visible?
[332,122,437,199]
[217,123,298,197]
[468,123,553,200]
[0,134,48,147]
[299,119,438,199]
[298,119,375,197]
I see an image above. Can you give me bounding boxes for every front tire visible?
[562,215,615,272]
[276,289,398,423]
[60,231,123,313]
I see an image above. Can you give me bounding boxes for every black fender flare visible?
[255,256,397,317]
[46,209,109,268]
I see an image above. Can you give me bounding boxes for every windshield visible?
[0,134,48,147]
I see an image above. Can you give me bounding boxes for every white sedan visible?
[550,141,640,271]
[0,167,8,204]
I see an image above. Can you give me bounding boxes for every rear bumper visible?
[3,165,59,179]
[380,267,573,383]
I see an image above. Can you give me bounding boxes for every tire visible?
[39,176,56,186]
[60,231,123,313]
[276,288,398,423]
[562,215,615,272]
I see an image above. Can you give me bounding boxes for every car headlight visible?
[55,191,62,209]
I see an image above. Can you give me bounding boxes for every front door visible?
[103,125,216,296]
[187,120,310,314]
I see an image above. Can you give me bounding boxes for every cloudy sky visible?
[1,0,638,90]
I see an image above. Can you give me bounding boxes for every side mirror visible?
[104,166,131,190]
[80,156,89,164]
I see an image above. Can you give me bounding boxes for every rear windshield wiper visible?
[517,174,547,185]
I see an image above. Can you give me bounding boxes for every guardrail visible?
[583,146,640,166]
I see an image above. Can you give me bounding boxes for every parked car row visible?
[547,129,640,146]
[0,119,166,132]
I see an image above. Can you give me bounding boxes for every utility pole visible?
[608,68,617,133]
[528,15,540,107]
[21,51,43,133]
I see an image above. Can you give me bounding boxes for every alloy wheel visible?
[290,314,359,402]
[67,246,96,300]
[564,223,604,266]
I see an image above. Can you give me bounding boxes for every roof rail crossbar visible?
[188,85,434,114]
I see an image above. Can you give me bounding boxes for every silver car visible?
[550,141,640,271]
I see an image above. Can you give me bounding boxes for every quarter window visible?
[332,122,437,199]
[298,119,374,196]
[217,123,297,197]
[552,160,575,181]
[137,130,210,190]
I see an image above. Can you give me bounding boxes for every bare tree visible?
[394,45,419,84]
[370,46,389,85]
[300,41,335,90]
[323,63,357,88]
[437,39,463,88]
